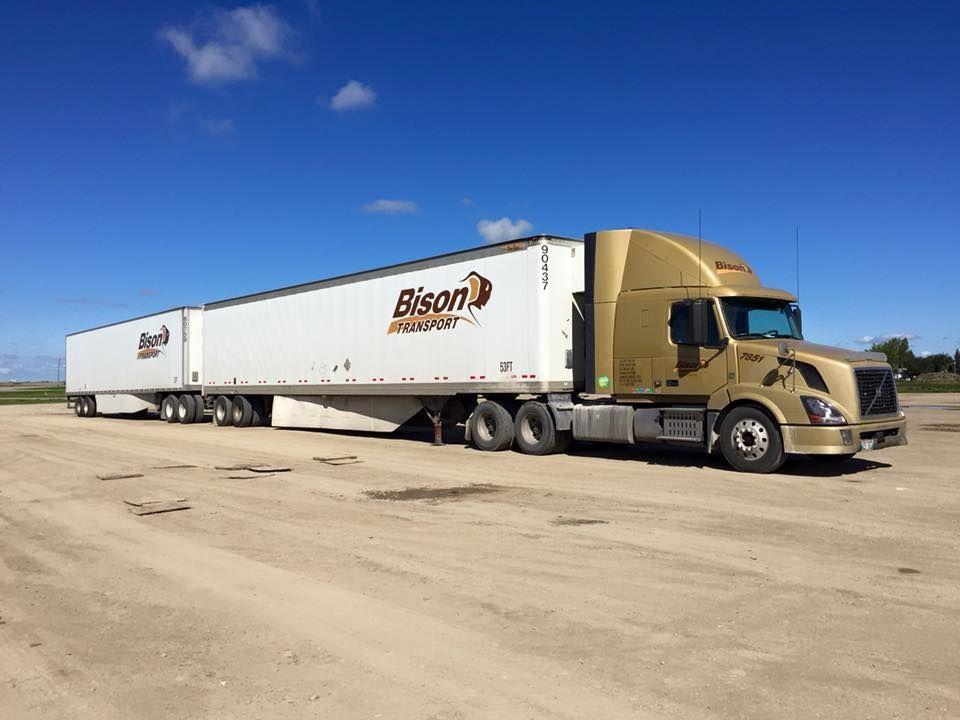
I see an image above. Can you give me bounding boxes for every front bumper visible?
[782,416,907,455]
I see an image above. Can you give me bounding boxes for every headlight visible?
[801,396,846,425]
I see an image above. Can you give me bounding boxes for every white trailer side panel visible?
[66,308,196,394]
[203,240,582,395]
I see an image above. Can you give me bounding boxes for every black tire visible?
[81,396,96,418]
[74,398,84,417]
[162,395,179,423]
[192,395,206,423]
[214,395,234,426]
[514,401,561,455]
[719,406,786,473]
[470,400,514,451]
[177,394,197,424]
[232,395,253,428]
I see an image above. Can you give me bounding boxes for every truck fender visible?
[546,393,575,432]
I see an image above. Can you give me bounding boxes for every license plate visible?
[861,438,876,451]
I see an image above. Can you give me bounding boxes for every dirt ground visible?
[2,397,958,719]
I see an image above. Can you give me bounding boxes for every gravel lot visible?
[1,397,958,719]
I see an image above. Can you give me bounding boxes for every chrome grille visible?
[855,368,899,418]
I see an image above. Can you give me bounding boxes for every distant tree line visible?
[867,337,959,377]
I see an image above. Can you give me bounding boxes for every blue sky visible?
[1,1,957,380]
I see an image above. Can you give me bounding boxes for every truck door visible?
[660,299,729,397]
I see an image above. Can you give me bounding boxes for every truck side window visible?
[670,301,721,346]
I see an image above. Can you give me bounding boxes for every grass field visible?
[0,384,66,404]
[897,382,960,393]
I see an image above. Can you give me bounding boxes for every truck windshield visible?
[720,298,802,340]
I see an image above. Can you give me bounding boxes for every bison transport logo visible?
[137,324,170,359]
[388,271,493,335]
[715,260,753,274]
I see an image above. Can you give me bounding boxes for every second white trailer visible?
[66,306,203,416]
[202,237,583,431]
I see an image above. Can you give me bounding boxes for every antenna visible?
[795,225,800,300]
[698,209,702,298]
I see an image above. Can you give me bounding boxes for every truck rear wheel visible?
[74,398,84,417]
[514,401,562,455]
[470,400,514,451]
[214,395,233,426]
[719,406,785,474]
[232,396,254,428]
[177,395,197,424]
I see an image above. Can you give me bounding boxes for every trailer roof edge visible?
[65,306,201,337]
[203,235,582,311]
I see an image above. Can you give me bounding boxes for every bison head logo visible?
[461,271,493,325]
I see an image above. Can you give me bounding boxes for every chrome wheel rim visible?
[476,412,495,442]
[520,414,543,445]
[731,419,769,461]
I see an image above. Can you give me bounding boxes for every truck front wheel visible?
[719,406,786,474]
[514,401,565,455]
[470,401,514,451]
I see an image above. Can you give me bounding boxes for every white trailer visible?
[66,306,204,420]
[202,237,583,433]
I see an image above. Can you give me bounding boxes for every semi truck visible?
[66,228,907,473]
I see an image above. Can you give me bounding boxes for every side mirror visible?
[690,299,713,346]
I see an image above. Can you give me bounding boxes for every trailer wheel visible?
[81,396,96,418]
[719,406,786,474]
[514,401,562,455]
[177,394,197,424]
[214,395,234,426]
[470,400,514,451]
[162,395,179,423]
[232,395,254,428]
[192,395,206,423]
[74,398,84,417]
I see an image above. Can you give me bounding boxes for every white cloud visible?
[160,5,294,85]
[362,199,419,214]
[477,217,534,244]
[329,80,377,112]
[854,333,920,345]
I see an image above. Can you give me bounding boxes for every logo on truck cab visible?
[137,324,170,359]
[715,260,753,274]
[388,271,493,335]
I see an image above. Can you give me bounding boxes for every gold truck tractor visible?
[551,228,907,473]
